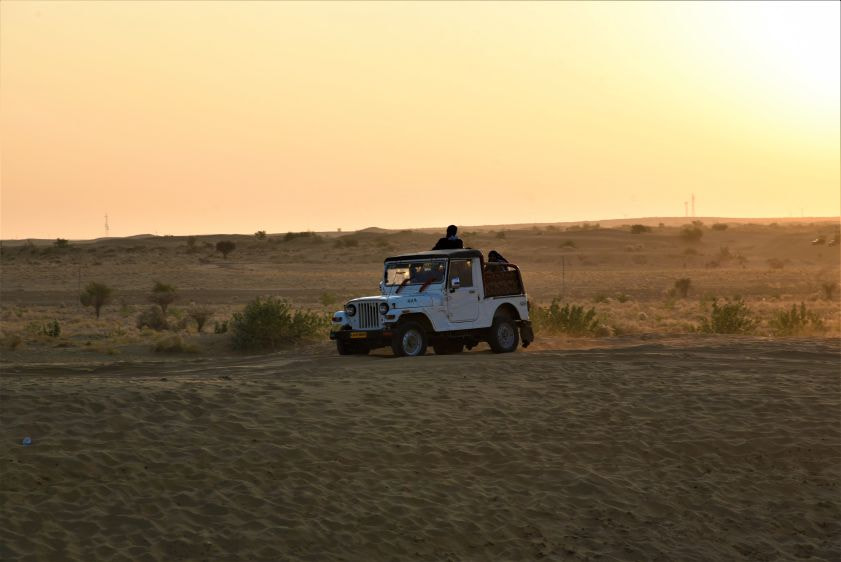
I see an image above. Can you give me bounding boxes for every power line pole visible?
[104,214,110,237]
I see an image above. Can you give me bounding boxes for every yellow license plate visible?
[350,332,367,339]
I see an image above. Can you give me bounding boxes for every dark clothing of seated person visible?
[432,225,464,250]
[485,250,510,272]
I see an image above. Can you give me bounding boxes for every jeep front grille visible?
[357,302,381,330]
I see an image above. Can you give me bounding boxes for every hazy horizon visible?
[2,1,839,239]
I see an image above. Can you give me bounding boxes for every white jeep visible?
[330,249,534,356]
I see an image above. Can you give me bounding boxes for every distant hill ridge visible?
[2,216,837,245]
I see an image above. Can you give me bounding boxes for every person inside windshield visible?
[432,225,464,250]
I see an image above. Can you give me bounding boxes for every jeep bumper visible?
[330,328,392,348]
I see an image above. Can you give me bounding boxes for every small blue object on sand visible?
[22,436,32,446]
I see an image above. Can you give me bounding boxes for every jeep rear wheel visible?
[336,339,370,356]
[391,321,427,357]
[432,341,464,355]
[488,316,519,353]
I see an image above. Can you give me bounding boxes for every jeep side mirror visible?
[379,281,384,292]
[450,277,460,292]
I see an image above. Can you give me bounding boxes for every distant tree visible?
[186,236,198,253]
[674,278,692,298]
[711,223,728,231]
[216,240,236,259]
[80,282,113,318]
[149,281,178,314]
[255,230,267,240]
[630,224,651,234]
[54,238,70,248]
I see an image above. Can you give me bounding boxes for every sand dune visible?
[2,338,839,560]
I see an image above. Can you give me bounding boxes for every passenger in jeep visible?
[486,250,510,272]
[432,225,464,250]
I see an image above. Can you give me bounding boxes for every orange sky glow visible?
[1,1,839,239]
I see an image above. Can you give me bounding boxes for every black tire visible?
[432,341,464,355]
[488,316,519,353]
[391,321,428,357]
[336,339,369,356]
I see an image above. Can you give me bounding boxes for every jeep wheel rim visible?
[497,322,516,349]
[402,329,423,355]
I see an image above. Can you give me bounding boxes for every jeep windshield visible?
[384,260,446,286]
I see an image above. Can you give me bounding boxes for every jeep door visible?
[446,258,479,322]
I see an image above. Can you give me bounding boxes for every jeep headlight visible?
[378,303,389,315]
[344,304,357,316]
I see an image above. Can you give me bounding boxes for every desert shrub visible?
[255,230,267,240]
[149,281,178,314]
[80,282,113,318]
[214,320,229,334]
[616,293,631,304]
[630,224,651,234]
[770,303,825,336]
[230,297,328,351]
[54,238,69,248]
[767,258,786,270]
[711,223,728,231]
[153,335,197,353]
[593,294,609,304]
[821,281,838,300]
[701,298,756,334]
[560,240,577,249]
[496,231,506,239]
[674,278,692,298]
[680,226,704,243]
[334,238,359,248]
[533,300,602,336]
[187,306,213,333]
[41,320,61,338]
[216,240,236,259]
[136,306,169,331]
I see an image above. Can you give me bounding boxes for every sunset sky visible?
[1,1,839,239]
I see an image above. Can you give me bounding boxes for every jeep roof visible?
[384,248,484,262]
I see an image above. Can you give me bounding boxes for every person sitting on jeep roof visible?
[432,225,464,250]
[485,249,510,273]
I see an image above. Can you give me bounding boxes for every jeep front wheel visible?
[391,321,427,357]
[488,316,519,353]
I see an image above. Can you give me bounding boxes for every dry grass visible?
[1,221,838,362]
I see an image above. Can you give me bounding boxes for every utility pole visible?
[104,214,110,237]
[684,201,688,217]
[691,194,695,218]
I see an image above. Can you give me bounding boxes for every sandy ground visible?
[2,337,839,561]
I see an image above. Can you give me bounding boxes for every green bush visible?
[41,320,61,338]
[701,298,756,334]
[770,303,824,336]
[680,226,704,243]
[533,300,602,336]
[230,297,328,351]
[54,238,70,248]
[214,320,228,334]
[630,224,651,234]
[254,230,267,240]
[136,306,169,331]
